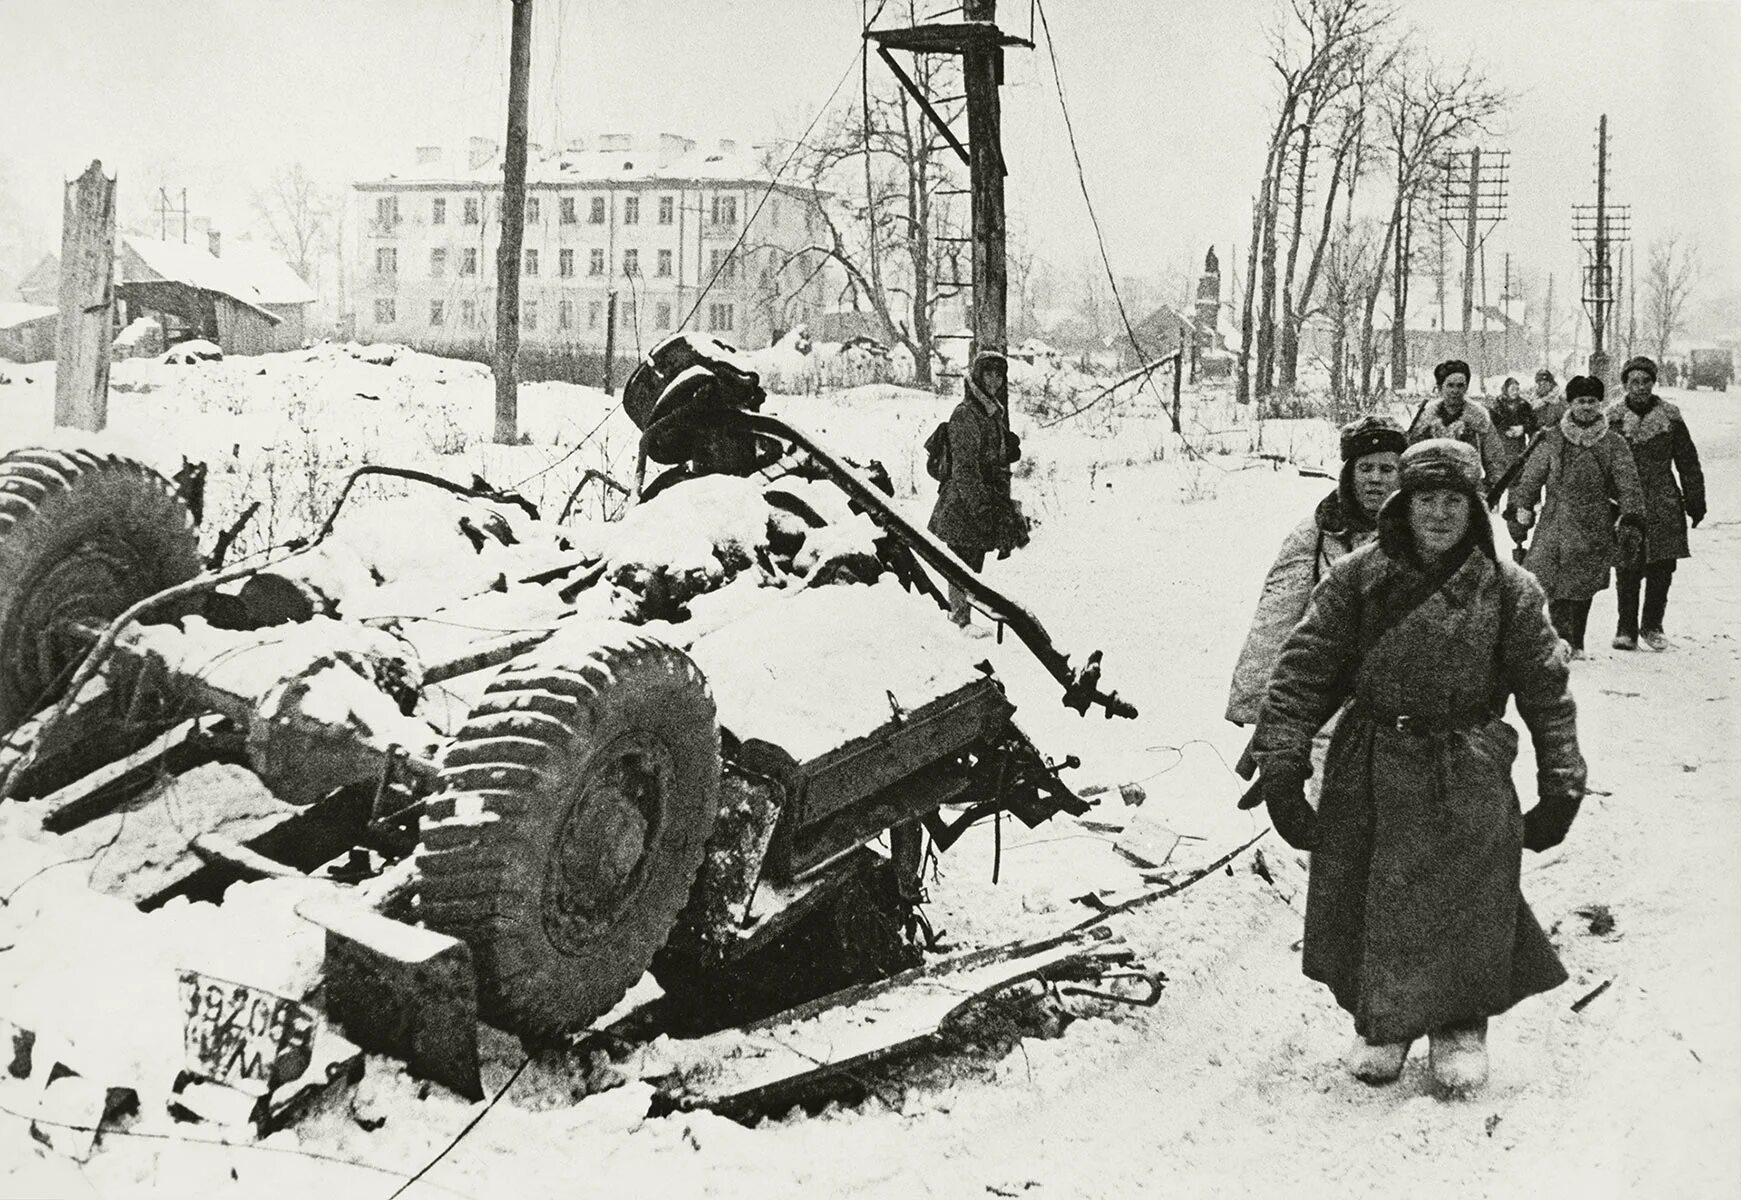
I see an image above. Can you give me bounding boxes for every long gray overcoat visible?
[1514,415,1644,600]
[1252,510,1586,1043]
[1607,395,1706,564]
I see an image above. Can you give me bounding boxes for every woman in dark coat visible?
[1243,438,1587,1098]
[1513,375,1645,657]
[1607,356,1707,650]
[927,351,1025,625]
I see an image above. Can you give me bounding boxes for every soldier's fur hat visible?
[1620,355,1658,383]
[1434,359,1472,386]
[1397,437,1482,493]
[1566,375,1606,403]
[1338,414,1407,461]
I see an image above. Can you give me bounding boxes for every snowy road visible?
[2,362,1735,1198]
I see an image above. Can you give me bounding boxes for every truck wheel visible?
[417,635,721,1040]
[0,447,200,731]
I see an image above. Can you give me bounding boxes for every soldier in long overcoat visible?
[1606,356,1707,650]
[927,351,1025,624]
[1226,415,1406,726]
[1513,375,1645,656]
[1243,439,1587,1098]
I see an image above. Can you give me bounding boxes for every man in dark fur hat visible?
[1409,359,1508,486]
[1607,355,1707,650]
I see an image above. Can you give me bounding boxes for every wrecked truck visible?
[0,333,1134,1102]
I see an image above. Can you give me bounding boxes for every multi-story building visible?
[349,133,834,358]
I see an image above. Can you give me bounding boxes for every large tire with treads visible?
[0,446,201,732]
[417,634,721,1040]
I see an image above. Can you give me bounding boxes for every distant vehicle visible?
[1687,348,1734,392]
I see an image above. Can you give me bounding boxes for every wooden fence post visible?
[55,160,117,431]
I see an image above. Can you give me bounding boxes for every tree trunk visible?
[1237,198,1263,405]
[1388,153,1409,393]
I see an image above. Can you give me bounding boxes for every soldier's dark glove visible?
[1523,793,1582,852]
[1689,505,1705,529]
[1240,768,1315,851]
[1616,522,1644,570]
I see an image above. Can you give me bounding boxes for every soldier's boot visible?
[1346,1036,1412,1085]
[1428,1017,1489,1098]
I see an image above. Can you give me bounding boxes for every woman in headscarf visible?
[1243,438,1587,1098]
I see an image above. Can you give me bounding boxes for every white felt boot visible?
[1428,1018,1489,1097]
[1346,1036,1411,1085]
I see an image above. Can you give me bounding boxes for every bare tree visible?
[1240,0,1394,399]
[251,163,336,287]
[1359,52,1505,397]
[1644,235,1699,363]
[761,11,966,385]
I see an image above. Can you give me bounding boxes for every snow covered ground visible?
[0,348,1735,1198]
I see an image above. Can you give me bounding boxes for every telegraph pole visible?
[1574,114,1628,393]
[1461,148,1480,340]
[962,0,1008,422]
[1439,147,1508,372]
[494,0,533,445]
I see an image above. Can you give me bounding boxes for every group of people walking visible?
[1226,354,1708,1101]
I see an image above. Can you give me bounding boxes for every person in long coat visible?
[1408,359,1509,485]
[927,351,1025,624]
[1512,375,1645,657]
[1226,414,1406,726]
[1533,368,1566,428]
[1606,355,1707,651]
[1489,375,1543,557]
[1243,438,1587,1098]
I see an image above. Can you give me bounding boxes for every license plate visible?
[179,970,316,1091]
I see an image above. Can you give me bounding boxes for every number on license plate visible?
[178,970,315,1090]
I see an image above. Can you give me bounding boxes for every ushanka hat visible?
[1434,359,1471,386]
[1338,413,1407,461]
[1620,355,1658,382]
[1565,374,1605,402]
[1397,437,1481,493]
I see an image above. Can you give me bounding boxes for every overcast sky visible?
[3,0,1738,308]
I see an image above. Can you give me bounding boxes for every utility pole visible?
[56,161,117,432]
[1573,114,1628,393]
[1461,148,1480,341]
[493,0,533,445]
[868,0,1026,429]
[1500,251,1512,373]
[1542,272,1555,370]
[962,0,1008,424]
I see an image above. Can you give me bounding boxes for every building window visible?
[463,196,480,225]
[623,249,639,276]
[655,301,672,328]
[708,302,734,331]
[526,196,541,224]
[620,298,636,329]
[589,248,605,276]
[710,194,737,225]
[429,299,445,327]
[432,197,447,225]
[461,247,478,276]
[560,196,577,225]
[374,246,397,278]
[658,195,674,225]
[589,196,606,224]
[374,297,396,324]
[623,196,640,225]
[461,299,476,327]
[588,301,602,329]
[559,300,573,331]
[430,247,447,278]
[523,248,538,277]
[559,248,574,278]
[655,249,673,278]
[523,300,538,331]
[769,198,780,227]
[709,249,736,281]
[374,195,399,229]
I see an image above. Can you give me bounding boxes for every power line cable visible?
[386,1055,531,1199]
[1033,0,1206,457]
